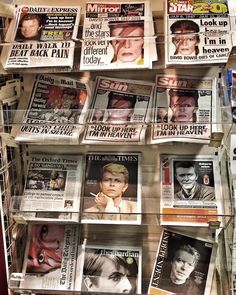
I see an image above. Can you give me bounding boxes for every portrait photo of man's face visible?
[61,89,77,109]
[172,33,199,56]
[82,248,140,294]
[170,20,200,56]
[109,21,144,64]
[84,256,133,292]
[18,14,42,41]
[173,159,216,202]
[106,92,137,123]
[100,169,128,201]
[170,248,197,284]
[175,164,198,191]
[169,89,198,122]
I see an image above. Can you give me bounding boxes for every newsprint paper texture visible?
[160,155,222,227]
[80,1,155,70]
[78,244,142,293]
[165,0,232,65]
[20,223,79,291]
[1,5,81,69]
[149,229,217,295]
[150,74,216,144]
[82,76,154,144]
[81,152,142,224]
[16,153,83,222]
[13,74,90,144]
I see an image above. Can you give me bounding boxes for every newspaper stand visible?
[0,0,235,295]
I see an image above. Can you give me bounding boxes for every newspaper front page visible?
[20,223,79,291]
[19,153,83,215]
[80,1,156,70]
[165,0,232,66]
[14,74,90,144]
[160,155,222,227]
[81,152,142,225]
[1,5,80,69]
[82,75,154,144]
[79,244,142,293]
[149,228,217,295]
[150,74,215,144]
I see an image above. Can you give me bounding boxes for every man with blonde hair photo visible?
[84,162,137,221]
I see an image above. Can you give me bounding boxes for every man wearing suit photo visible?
[174,161,215,201]
[84,162,137,221]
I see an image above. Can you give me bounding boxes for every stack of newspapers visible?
[1,5,81,69]
[165,0,233,66]
[82,75,155,144]
[11,73,90,144]
[17,227,142,293]
[15,224,217,294]
[80,1,157,70]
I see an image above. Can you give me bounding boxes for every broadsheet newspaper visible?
[160,155,222,227]
[165,0,232,66]
[13,74,90,144]
[150,74,216,144]
[149,229,217,295]
[81,152,142,225]
[77,244,142,293]
[1,5,81,69]
[20,223,79,291]
[80,1,157,70]
[82,76,154,144]
[18,153,83,221]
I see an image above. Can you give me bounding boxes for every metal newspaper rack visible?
[0,0,236,294]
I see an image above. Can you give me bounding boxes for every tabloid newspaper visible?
[80,1,157,70]
[76,244,142,293]
[81,152,142,225]
[165,0,232,66]
[150,74,216,144]
[82,76,155,144]
[1,5,81,69]
[149,229,217,295]
[160,155,222,227]
[20,223,79,291]
[17,153,83,222]
[13,74,90,144]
